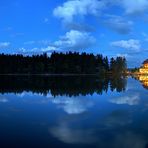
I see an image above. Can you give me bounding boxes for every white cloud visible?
[53,0,106,23]
[121,0,148,15]
[40,46,59,52]
[18,46,59,55]
[24,41,36,45]
[104,15,133,34]
[54,30,96,51]
[44,18,49,23]
[0,42,10,49]
[116,53,130,58]
[142,32,148,41]
[110,0,148,15]
[24,40,51,46]
[111,39,141,52]
[21,30,95,53]
[110,94,140,105]
[10,32,24,38]
[19,47,27,53]
[66,22,95,32]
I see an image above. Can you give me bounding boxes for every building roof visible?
[143,59,148,64]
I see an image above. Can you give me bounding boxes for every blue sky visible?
[0,0,148,67]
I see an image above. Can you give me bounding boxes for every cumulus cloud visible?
[53,0,148,23]
[0,42,10,49]
[104,15,133,34]
[116,53,131,58]
[109,94,140,105]
[53,30,96,51]
[40,46,59,52]
[111,39,141,52]
[109,0,148,15]
[21,30,96,53]
[66,22,95,32]
[53,0,106,23]
[18,46,58,55]
[142,32,148,41]
[121,0,148,15]
[44,18,49,23]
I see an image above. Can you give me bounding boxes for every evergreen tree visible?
[0,52,127,75]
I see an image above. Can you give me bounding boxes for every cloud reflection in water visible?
[109,94,140,105]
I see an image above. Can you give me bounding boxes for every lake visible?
[0,75,148,148]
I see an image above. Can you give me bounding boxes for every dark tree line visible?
[0,52,127,74]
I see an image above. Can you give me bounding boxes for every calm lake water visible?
[0,76,148,148]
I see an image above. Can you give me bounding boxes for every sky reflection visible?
[0,77,147,148]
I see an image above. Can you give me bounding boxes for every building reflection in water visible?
[138,75,148,89]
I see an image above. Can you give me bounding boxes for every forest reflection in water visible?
[0,75,127,96]
[0,75,148,148]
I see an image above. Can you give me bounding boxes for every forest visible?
[0,52,127,75]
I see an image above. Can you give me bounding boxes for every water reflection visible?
[49,124,97,144]
[51,96,94,114]
[0,75,127,96]
[0,76,148,148]
[137,75,148,89]
[109,94,140,105]
[0,96,8,103]
[48,110,148,148]
[103,110,132,127]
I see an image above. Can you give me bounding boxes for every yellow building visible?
[139,59,148,74]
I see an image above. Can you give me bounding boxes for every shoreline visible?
[130,73,148,76]
[0,73,130,78]
[0,73,101,76]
